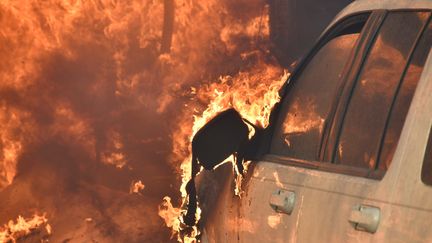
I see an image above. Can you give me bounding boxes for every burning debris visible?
[0,214,51,243]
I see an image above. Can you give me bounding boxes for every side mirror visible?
[192,108,249,170]
[183,108,251,227]
[183,103,280,229]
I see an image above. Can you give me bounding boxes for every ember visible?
[130,180,145,194]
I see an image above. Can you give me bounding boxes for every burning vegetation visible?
[0,0,287,242]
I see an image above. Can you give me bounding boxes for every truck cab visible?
[198,0,432,242]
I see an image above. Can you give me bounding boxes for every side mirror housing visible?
[183,108,250,227]
[192,108,249,170]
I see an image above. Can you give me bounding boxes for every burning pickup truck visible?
[189,0,432,242]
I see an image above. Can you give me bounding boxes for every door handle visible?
[269,189,296,215]
[348,205,381,233]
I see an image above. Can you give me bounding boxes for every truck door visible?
[238,10,432,243]
[292,11,430,242]
[237,12,373,243]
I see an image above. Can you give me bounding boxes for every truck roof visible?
[331,0,432,27]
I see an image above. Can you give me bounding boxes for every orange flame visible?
[159,60,289,241]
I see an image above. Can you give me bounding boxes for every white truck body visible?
[199,1,432,242]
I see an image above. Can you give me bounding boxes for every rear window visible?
[334,12,431,169]
[379,18,432,170]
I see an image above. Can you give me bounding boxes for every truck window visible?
[334,11,430,169]
[379,19,432,171]
[270,15,368,160]
[422,126,432,185]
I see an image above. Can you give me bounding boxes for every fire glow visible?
[0,0,288,242]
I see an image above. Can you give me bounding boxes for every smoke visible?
[0,0,276,241]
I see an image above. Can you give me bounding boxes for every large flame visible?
[0,0,272,188]
[0,0,286,242]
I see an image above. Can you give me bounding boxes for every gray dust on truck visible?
[198,0,432,242]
